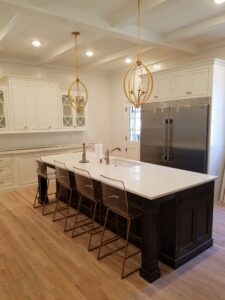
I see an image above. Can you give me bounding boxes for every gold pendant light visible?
[68,32,88,112]
[123,0,153,108]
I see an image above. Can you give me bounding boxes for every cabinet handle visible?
[0,169,3,172]
[48,126,52,129]
[154,96,158,98]
[0,181,4,184]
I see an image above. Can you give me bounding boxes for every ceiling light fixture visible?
[86,50,94,57]
[214,0,225,4]
[123,0,153,108]
[68,32,88,113]
[32,40,41,47]
[125,58,132,64]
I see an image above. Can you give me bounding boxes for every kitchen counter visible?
[0,144,93,155]
[40,152,216,283]
[42,151,216,200]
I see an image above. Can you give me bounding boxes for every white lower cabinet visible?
[17,155,37,186]
[0,156,15,190]
[0,145,86,192]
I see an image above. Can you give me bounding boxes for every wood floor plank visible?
[0,188,225,299]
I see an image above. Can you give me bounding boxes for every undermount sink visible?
[111,158,141,167]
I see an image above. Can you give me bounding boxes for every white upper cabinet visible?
[150,73,172,101]
[10,79,59,131]
[172,66,210,99]
[60,90,87,129]
[0,86,8,131]
[11,80,27,131]
[190,67,209,97]
[37,83,59,130]
[60,91,76,128]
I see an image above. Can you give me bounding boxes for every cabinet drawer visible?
[0,177,13,188]
[0,166,12,178]
[0,157,12,166]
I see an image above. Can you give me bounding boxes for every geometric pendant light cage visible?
[68,32,88,113]
[123,0,153,108]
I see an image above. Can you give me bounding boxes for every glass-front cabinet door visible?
[0,87,8,131]
[60,90,86,129]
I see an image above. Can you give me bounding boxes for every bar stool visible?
[53,160,77,232]
[98,175,142,279]
[33,157,57,216]
[72,166,102,251]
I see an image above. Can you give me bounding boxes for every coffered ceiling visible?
[1,0,225,72]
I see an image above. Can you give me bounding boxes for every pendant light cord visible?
[74,34,79,80]
[137,0,141,63]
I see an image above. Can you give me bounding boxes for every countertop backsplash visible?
[0,131,88,152]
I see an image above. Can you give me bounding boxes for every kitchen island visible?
[41,151,216,283]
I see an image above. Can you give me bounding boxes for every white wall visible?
[109,71,127,158]
[0,62,111,151]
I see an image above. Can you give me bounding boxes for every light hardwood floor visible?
[0,188,225,300]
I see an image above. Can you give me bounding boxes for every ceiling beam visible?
[0,13,19,41]
[82,45,154,70]
[111,26,199,54]
[108,0,167,28]
[164,12,225,42]
[36,32,104,65]
[0,0,199,56]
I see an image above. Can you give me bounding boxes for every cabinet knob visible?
[24,126,27,129]
[0,169,3,172]
[0,181,4,184]
[48,126,52,129]
[154,95,158,98]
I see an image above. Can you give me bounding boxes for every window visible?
[128,107,141,142]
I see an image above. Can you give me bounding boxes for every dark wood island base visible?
[39,162,214,283]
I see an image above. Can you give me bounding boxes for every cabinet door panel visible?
[190,67,209,97]
[11,81,27,130]
[150,73,171,101]
[47,85,59,129]
[178,206,195,253]
[38,84,59,130]
[157,75,171,100]
[25,82,38,130]
[173,72,190,98]
[0,88,7,131]
[17,156,37,185]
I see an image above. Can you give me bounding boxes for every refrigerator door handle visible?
[167,118,173,161]
[163,119,169,162]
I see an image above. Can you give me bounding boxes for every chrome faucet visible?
[100,147,121,165]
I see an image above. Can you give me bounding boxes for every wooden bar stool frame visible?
[98,175,142,279]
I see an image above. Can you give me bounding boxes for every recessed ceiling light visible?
[125,58,132,64]
[214,0,225,4]
[86,51,94,57]
[32,40,41,47]
[154,64,161,71]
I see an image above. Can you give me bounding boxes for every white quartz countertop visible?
[42,152,217,201]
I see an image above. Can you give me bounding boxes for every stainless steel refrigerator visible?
[140,98,209,173]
